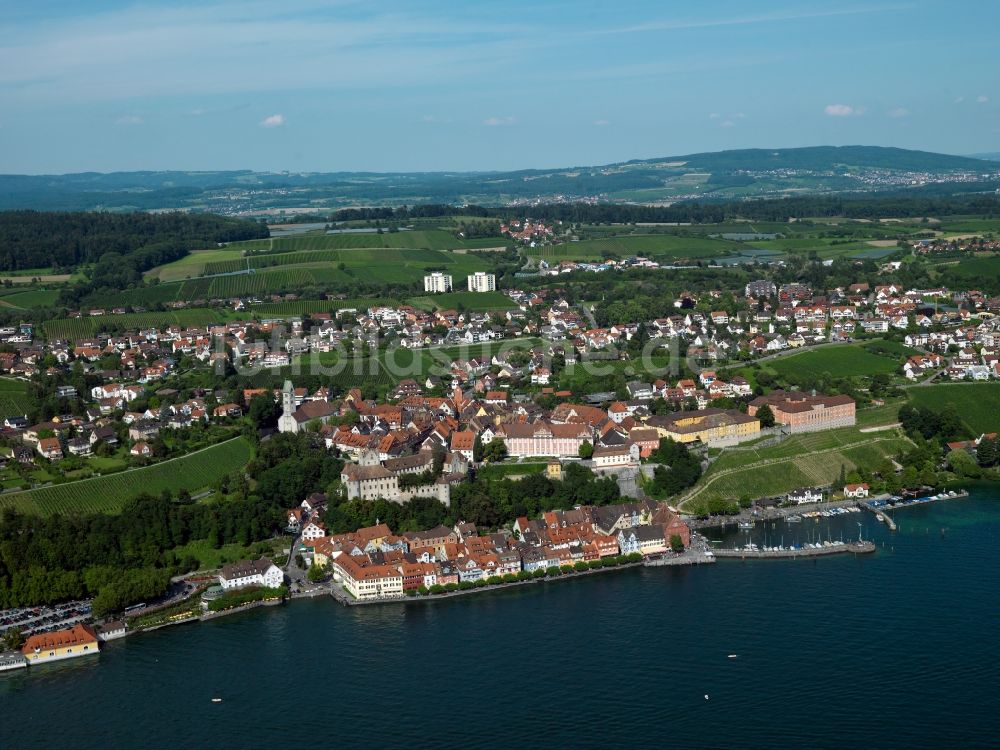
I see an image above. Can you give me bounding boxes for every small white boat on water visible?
[212,698,223,703]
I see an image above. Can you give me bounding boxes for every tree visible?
[482,438,508,463]
[472,434,484,463]
[756,404,775,428]
[1,626,23,651]
[307,563,327,583]
[977,437,999,468]
[669,534,684,553]
[578,440,594,460]
[248,394,281,430]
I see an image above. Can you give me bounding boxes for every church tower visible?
[277,380,298,433]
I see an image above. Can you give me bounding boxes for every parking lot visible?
[0,600,93,637]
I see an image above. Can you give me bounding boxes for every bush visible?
[429,584,445,594]
[573,561,588,572]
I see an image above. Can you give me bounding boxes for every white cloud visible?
[977,95,989,103]
[596,6,909,36]
[484,116,515,126]
[708,112,720,119]
[594,119,609,126]
[720,120,735,128]
[824,103,862,117]
[260,113,285,128]
[888,106,909,118]
[115,114,143,125]
[824,104,854,116]
[954,96,965,104]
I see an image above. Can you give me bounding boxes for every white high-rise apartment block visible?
[423,272,453,293]
[467,272,496,292]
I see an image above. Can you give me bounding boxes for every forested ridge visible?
[0,210,267,272]
[0,433,338,614]
[324,194,1000,225]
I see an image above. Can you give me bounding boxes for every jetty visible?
[862,489,969,530]
[714,541,875,559]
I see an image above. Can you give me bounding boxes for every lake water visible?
[3,487,999,749]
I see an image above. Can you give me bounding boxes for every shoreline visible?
[8,484,988,662]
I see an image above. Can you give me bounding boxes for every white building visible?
[467,272,496,293]
[218,558,284,590]
[423,272,453,293]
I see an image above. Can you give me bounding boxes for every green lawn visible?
[766,343,902,382]
[409,291,515,311]
[906,383,1000,434]
[170,538,288,570]
[0,438,252,517]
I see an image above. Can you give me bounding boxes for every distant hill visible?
[637,145,993,172]
[968,152,1000,162]
[0,146,997,212]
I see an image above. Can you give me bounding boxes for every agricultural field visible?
[529,234,735,260]
[682,427,913,512]
[906,383,1000,434]
[146,244,492,297]
[0,438,252,517]
[764,342,904,382]
[223,229,507,254]
[0,288,61,308]
[0,378,30,419]
[43,309,225,339]
[408,291,515,311]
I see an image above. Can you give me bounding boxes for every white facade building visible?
[423,272,453,293]
[467,272,496,293]
[218,558,284,590]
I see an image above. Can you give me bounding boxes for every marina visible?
[863,489,970,529]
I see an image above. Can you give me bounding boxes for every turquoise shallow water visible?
[3,487,999,749]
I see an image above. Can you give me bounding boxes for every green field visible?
[44,309,226,340]
[0,378,30,418]
[0,438,252,516]
[766,343,903,382]
[0,288,61,308]
[682,427,912,511]
[146,243,493,297]
[529,234,735,260]
[222,229,506,255]
[408,291,515,311]
[906,383,1000,434]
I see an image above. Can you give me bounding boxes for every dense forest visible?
[0,210,267,272]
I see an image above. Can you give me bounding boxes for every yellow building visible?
[22,623,99,665]
[646,408,760,447]
[546,459,563,480]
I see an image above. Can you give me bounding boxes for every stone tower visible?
[277,380,298,433]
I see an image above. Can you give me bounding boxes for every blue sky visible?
[1,0,997,173]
